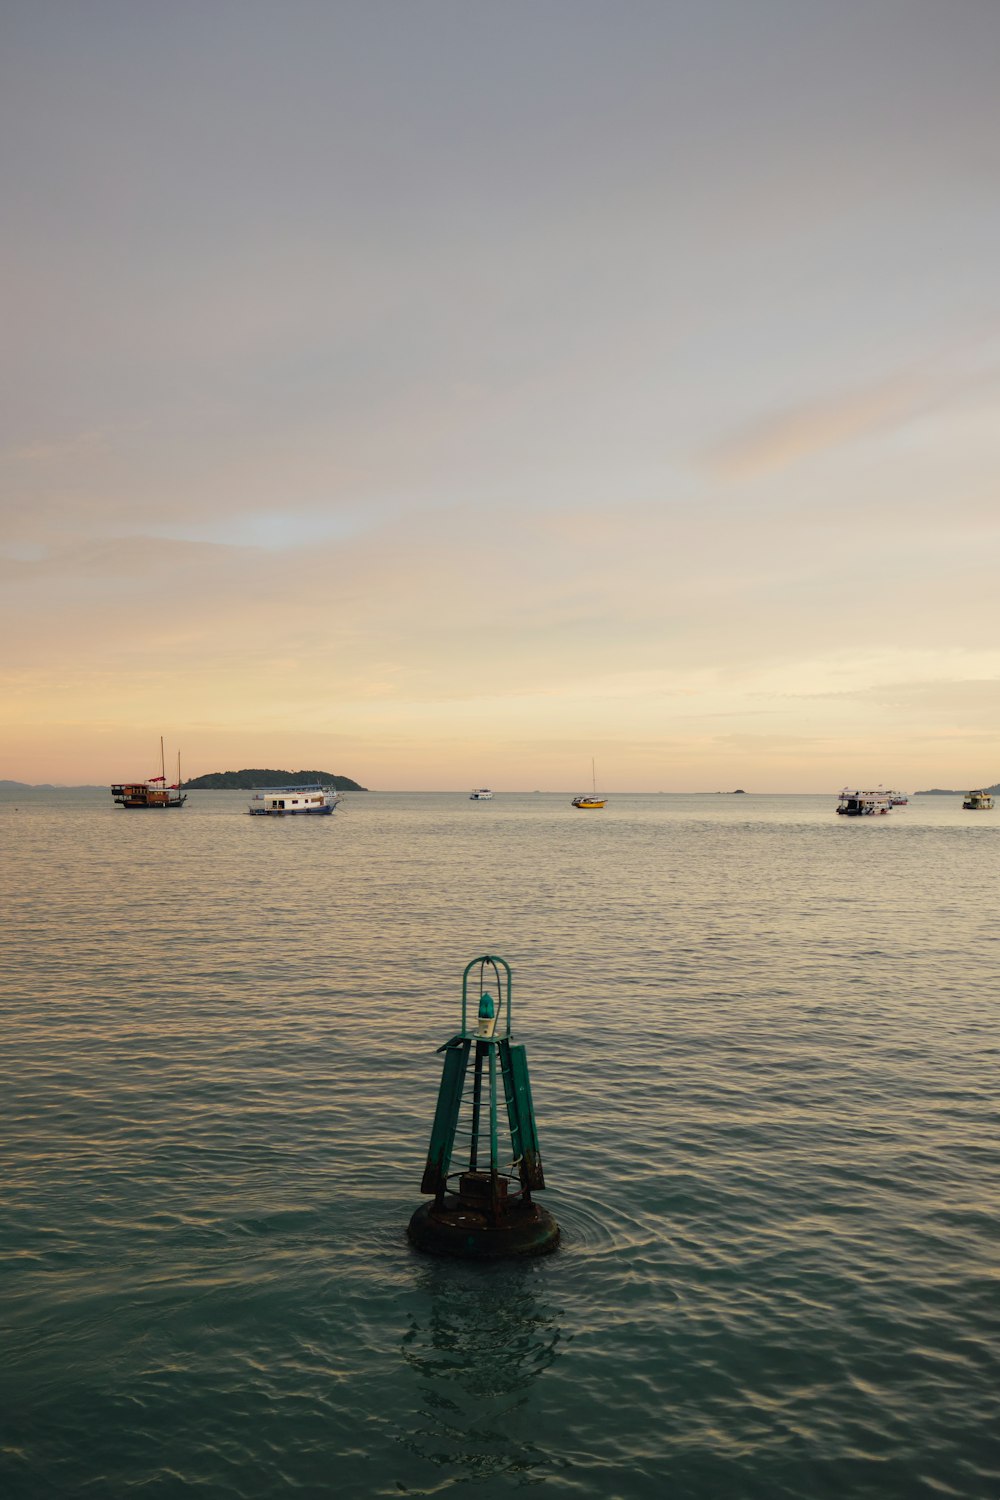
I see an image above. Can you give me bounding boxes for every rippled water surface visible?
[2,790,998,1498]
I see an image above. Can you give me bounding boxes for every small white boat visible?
[886,790,909,805]
[469,789,494,800]
[248,784,341,816]
[836,788,891,816]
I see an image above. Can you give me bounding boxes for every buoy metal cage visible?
[418,955,545,1225]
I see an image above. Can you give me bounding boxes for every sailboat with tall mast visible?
[111,737,187,809]
[572,760,607,809]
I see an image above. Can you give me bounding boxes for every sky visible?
[2,0,999,790]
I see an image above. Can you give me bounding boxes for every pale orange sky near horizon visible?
[3,1,999,792]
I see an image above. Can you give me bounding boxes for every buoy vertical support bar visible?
[419,1039,470,1199]
[500,1040,545,1191]
[468,1042,486,1170]
[488,1045,498,1170]
[488,1040,503,1221]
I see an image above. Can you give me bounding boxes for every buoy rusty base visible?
[408,1192,560,1261]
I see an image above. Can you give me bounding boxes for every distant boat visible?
[886,791,909,805]
[836,788,891,816]
[962,789,994,810]
[469,788,494,800]
[248,784,341,816]
[572,760,607,810]
[111,738,187,809]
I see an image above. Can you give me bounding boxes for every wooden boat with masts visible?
[572,760,607,809]
[111,738,187,809]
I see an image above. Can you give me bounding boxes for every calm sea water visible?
[2,790,998,1499]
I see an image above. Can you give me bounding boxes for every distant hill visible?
[182,768,367,791]
[915,783,1000,795]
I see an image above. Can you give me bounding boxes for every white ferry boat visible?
[469,789,494,800]
[836,788,891,816]
[248,784,341,816]
[887,790,909,805]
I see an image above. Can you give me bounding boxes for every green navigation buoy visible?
[407,955,560,1260]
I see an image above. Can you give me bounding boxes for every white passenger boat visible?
[836,788,891,816]
[248,784,341,816]
[469,789,494,800]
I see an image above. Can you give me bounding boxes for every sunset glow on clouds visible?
[3,1,999,790]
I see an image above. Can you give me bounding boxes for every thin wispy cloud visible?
[705,327,1000,480]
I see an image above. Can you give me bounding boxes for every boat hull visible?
[248,806,333,816]
[115,800,187,808]
[111,785,187,808]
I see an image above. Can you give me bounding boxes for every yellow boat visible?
[962,789,994,810]
[572,760,606,809]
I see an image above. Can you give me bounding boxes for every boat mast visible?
[160,736,165,781]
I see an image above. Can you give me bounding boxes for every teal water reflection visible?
[396,1260,566,1489]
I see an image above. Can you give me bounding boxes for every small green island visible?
[183,768,367,791]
